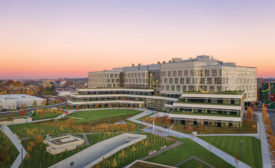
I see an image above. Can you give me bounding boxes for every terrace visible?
[183,91,243,95]
[171,109,240,118]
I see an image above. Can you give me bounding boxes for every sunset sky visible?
[0,0,274,79]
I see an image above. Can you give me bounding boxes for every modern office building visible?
[87,55,257,103]
[169,91,245,127]
[69,55,256,126]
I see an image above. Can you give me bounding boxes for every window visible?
[173,71,177,77]
[207,78,212,84]
[214,78,221,84]
[200,78,205,84]
[168,71,171,77]
[188,86,194,91]
[182,86,186,91]
[184,70,188,76]
[178,71,182,76]
[171,85,175,91]
[177,85,180,91]
[212,70,217,76]
[205,70,210,76]
[180,78,185,84]
[175,78,179,84]
[190,70,194,76]
[169,78,173,84]
[186,78,190,84]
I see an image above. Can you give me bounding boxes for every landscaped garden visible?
[68,109,141,124]
[9,109,142,138]
[7,109,146,167]
[93,133,172,168]
[0,130,19,168]
[199,136,262,168]
[147,138,234,168]
[19,132,121,168]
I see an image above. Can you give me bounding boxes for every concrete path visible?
[174,155,214,168]
[257,112,272,168]
[198,133,259,139]
[128,109,251,168]
[80,133,90,146]
[1,125,26,168]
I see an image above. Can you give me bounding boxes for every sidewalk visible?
[198,133,259,139]
[1,125,26,168]
[257,112,272,168]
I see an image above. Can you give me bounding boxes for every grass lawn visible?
[0,131,19,168]
[147,138,233,168]
[68,109,141,124]
[32,112,60,121]
[199,136,262,168]
[179,159,210,168]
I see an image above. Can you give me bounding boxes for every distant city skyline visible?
[0,0,274,79]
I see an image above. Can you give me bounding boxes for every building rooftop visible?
[0,94,44,102]
[89,55,256,73]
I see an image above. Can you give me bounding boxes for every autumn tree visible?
[41,100,46,107]
[111,158,118,167]
[33,100,37,106]
[35,135,43,143]
[246,106,253,124]
[8,113,14,124]
[188,125,193,133]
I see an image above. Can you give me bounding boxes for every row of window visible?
[179,98,241,105]
[124,78,148,84]
[174,108,240,116]
[160,85,222,92]
[161,69,222,78]
[124,72,147,78]
[161,77,223,85]
[78,91,154,95]
[89,72,120,78]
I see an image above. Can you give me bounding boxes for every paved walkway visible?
[79,133,90,146]
[257,112,272,168]
[128,109,251,168]
[198,133,259,139]
[1,125,26,168]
